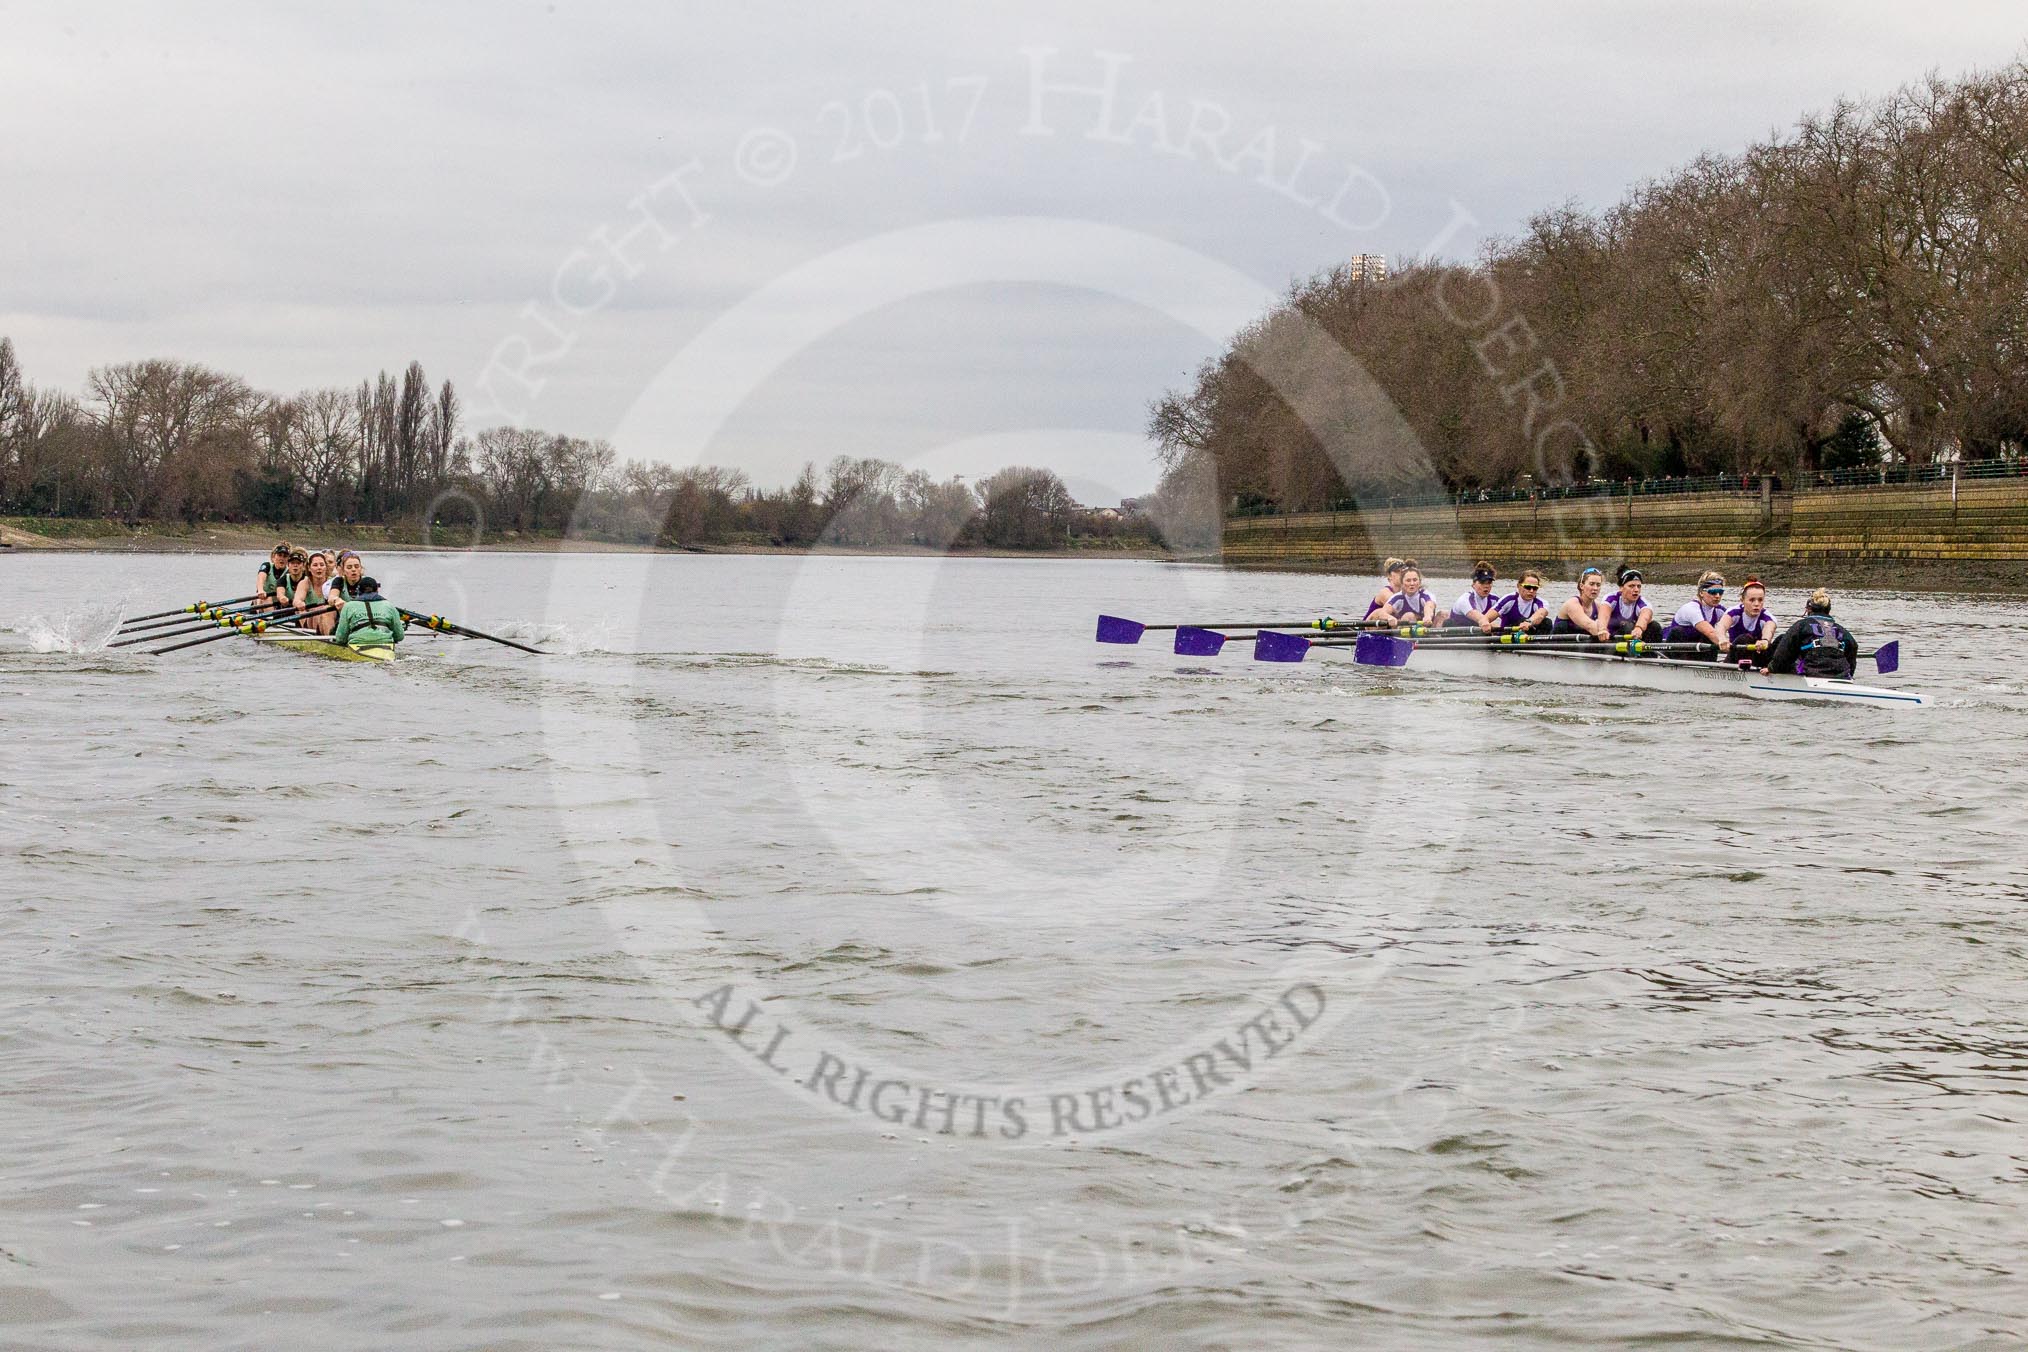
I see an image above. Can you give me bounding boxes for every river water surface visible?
[3,551,2026,1349]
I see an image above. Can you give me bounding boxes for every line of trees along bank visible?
[0,339,1159,550]
[1151,60,2028,516]
[0,342,458,525]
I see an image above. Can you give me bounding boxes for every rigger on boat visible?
[1095,564,1925,706]
[107,548,547,661]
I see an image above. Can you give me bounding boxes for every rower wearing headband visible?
[1664,571,1732,651]
[1605,567,1661,642]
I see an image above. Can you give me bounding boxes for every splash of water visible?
[19,603,124,653]
[496,617,611,655]
[410,616,613,656]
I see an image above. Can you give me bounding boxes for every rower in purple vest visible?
[1373,564,1437,628]
[1663,570,1733,653]
[1551,566,1613,640]
[1446,560,1503,631]
[1722,579,1776,660]
[1362,557,1408,621]
[1492,567,1552,632]
[1605,566,1662,641]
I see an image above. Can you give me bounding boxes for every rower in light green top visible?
[331,575,406,650]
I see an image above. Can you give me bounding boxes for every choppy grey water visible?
[3,550,2026,1350]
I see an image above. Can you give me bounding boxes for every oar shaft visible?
[1226,625,1437,642]
[1140,619,1370,632]
[1316,632,1715,651]
[398,609,545,655]
[146,606,337,655]
[118,594,261,627]
[111,603,274,643]
[120,600,268,634]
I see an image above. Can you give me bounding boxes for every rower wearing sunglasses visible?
[271,548,309,611]
[1604,567,1662,642]
[1551,566,1614,640]
[1492,568,1552,632]
[1663,571,1733,652]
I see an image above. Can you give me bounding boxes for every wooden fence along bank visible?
[1220,477,2028,581]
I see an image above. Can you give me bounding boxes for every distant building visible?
[1119,497,1143,513]
[1348,253,1387,283]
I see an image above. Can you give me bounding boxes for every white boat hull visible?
[1318,643,1926,705]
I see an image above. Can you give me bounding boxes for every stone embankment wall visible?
[1220,479,2028,578]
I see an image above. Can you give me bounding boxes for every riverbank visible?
[1220,479,2028,594]
[1219,552,2028,593]
[0,517,1170,561]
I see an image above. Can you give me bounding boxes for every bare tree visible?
[1153,57,2028,502]
[291,388,358,522]
[87,361,253,520]
[430,379,460,485]
[394,361,430,510]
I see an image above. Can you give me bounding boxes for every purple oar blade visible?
[1872,640,1899,675]
[1095,614,1145,645]
[1173,626,1227,657]
[1353,632,1414,667]
[1253,629,1311,663]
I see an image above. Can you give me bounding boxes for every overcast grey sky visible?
[3,2,2023,499]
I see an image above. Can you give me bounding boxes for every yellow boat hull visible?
[254,635,396,663]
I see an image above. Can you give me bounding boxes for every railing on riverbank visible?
[1222,472,2028,571]
[1231,458,2028,519]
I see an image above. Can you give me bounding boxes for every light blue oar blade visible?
[1173,626,1227,657]
[1872,640,1899,675]
[1096,614,1145,645]
[1253,629,1311,662]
